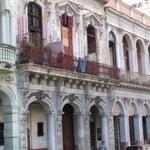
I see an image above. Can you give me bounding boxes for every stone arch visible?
[141,103,150,116]
[0,88,19,150]
[122,33,133,71]
[136,39,145,54]
[0,86,16,107]
[89,96,106,114]
[61,94,83,113]
[112,99,126,115]
[27,0,44,8]
[109,31,117,66]
[25,91,56,150]
[122,33,133,50]
[109,31,116,42]
[25,91,55,114]
[136,39,145,73]
[128,102,138,116]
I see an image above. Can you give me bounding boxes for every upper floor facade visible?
[2,0,150,86]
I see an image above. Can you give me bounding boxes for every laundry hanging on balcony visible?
[79,58,86,73]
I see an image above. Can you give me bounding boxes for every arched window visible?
[148,45,150,67]
[28,2,42,48]
[123,37,130,71]
[109,32,116,66]
[136,41,142,73]
[87,25,96,54]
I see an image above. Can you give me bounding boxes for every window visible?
[28,2,42,31]
[136,41,142,74]
[113,116,121,150]
[123,37,130,71]
[37,122,44,136]
[87,25,96,54]
[109,32,116,66]
[148,46,150,66]
[28,2,42,48]
[61,14,73,56]
[0,123,4,145]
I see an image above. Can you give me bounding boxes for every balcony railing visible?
[19,47,119,80]
[0,44,16,64]
[120,71,150,86]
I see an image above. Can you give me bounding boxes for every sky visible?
[122,0,146,5]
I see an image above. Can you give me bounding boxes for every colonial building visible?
[1,0,150,150]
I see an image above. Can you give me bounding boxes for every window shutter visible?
[68,16,73,27]
[62,14,67,26]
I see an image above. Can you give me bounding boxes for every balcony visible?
[120,71,150,86]
[19,47,119,80]
[0,44,16,72]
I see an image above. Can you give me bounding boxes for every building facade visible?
[1,0,150,150]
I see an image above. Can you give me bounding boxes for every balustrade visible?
[0,44,16,64]
[120,71,150,85]
[19,47,119,80]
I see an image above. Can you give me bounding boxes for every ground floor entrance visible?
[27,102,48,150]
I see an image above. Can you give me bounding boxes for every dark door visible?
[0,122,4,147]
[63,104,75,150]
[90,121,96,150]
[143,116,147,143]
[129,116,135,145]
[114,116,121,150]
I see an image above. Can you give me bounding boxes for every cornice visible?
[17,64,150,92]
[105,7,150,30]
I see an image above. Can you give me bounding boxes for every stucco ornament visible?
[28,90,50,101]
[83,13,103,29]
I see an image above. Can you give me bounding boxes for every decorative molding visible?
[90,96,105,104]
[83,13,103,29]
[62,93,79,102]
[56,2,79,16]
[28,90,50,101]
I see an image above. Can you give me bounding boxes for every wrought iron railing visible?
[0,44,16,64]
[19,47,119,80]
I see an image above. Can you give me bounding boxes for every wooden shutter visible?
[87,26,96,54]
[61,15,73,56]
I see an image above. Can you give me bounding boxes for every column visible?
[119,114,130,148]
[48,113,56,150]
[108,114,115,150]
[134,114,143,144]
[56,114,63,150]
[141,46,149,74]
[1,11,6,43]
[85,115,91,150]
[132,36,138,72]
[10,10,16,46]
[96,28,103,63]
[116,29,124,70]
[20,112,27,150]
[101,114,109,149]
[4,106,19,150]
[75,113,85,150]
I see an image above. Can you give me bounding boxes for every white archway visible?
[0,88,19,150]
[25,91,56,150]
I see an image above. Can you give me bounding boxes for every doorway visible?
[63,104,75,150]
